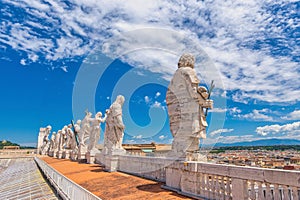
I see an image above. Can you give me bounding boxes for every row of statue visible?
[38,95,126,162]
[38,53,213,161]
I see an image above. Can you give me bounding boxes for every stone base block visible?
[48,150,54,157]
[70,151,78,161]
[104,155,119,172]
[62,150,70,159]
[86,152,96,164]
[56,151,63,159]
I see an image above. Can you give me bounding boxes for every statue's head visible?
[46,125,52,130]
[76,119,81,125]
[96,112,103,118]
[178,53,195,68]
[116,95,125,105]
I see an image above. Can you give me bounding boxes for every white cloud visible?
[144,96,150,103]
[152,101,161,108]
[256,121,300,136]
[133,134,143,139]
[216,134,255,144]
[240,109,274,122]
[1,0,299,104]
[158,135,167,140]
[282,110,300,121]
[209,108,227,113]
[210,128,234,137]
[60,66,68,72]
[20,59,26,65]
[155,92,161,98]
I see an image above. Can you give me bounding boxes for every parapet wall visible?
[118,155,175,182]
[96,153,300,200]
[166,161,300,200]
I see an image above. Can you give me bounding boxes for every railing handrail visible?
[169,161,300,187]
[35,157,101,200]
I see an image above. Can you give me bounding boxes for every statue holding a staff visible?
[166,53,213,160]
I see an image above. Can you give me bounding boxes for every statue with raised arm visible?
[166,53,213,160]
[103,95,126,155]
[88,111,107,153]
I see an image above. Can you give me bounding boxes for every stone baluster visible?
[220,176,226,200]
[265,183,272,200]
[249,180,256,200]
[216,175,221,199]
[273,184,280,200]
[283,185,289,200]
[257,182,264,199]
[204,174,210,197]
[292,187,299,200]
[225,177,231,200]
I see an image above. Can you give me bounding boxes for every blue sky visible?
[0,0,299,147]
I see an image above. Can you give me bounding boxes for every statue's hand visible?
[200,99,213,109]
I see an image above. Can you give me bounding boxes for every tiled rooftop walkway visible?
[42,157,195,200]
[0,158,59,200]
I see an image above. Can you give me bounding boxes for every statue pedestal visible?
[102,148,126,172]
[104,155,119,172]
[70,151,78,161]
[56,151,63,159]
[185,152,207,162]
[62,150,70,159]
[77,146,87,163]
[86,149,100,164]
[48,150,54,157]
[167,151,207,162]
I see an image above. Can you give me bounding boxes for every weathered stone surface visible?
[88,112,107,154]
[38,125,52,155]
[166,53,213,160]
[102,95,126,155]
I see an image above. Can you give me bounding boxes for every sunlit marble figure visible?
[103,95,126,155]
[88,111,107,153]
[166,53,213,161]
[41,125,52,155]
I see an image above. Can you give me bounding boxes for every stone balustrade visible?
[165,161,300,200]
[46,150,300,200]
[118,155,174,182]
[35,157,101,200]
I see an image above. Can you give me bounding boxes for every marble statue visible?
[49,131,56,151]
[37,127,45,154]
[41,125,52,155]
[77,112,92,159]
[79,111,92,148]
[166,53,213,160]
[70,120,81,160]
[88,111,107,153]
[103,95,126,155]
[66,125,75,149]
[55,130,62,152]
[60,125,68,150]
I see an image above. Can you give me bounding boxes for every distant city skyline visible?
[0,0,299,147]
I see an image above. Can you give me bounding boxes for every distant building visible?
[3,146,20,150]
